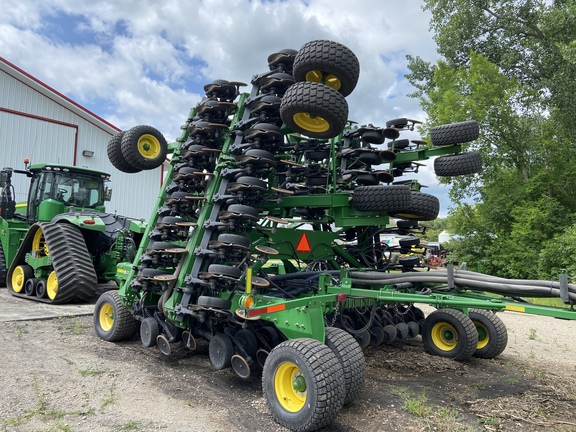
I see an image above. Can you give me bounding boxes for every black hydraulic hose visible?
[349,275,576,302]
[349,270,576,294]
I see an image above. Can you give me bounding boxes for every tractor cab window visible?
[53,173,104,208]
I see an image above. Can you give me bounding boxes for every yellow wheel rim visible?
[12,265,27,293]
[305,70,342,92]
[47,271,58,300]
[32,228,49,257]
[99,303,115,332]
[475,322,489,349]
[293,113,330,133]
[274,361,307,412]
[137,134,161,159]
[431,322,458,351]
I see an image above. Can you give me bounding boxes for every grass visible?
[101,383,117,410]
[78,365,108,377]
[118,420,145,431]
[57,316,86,335]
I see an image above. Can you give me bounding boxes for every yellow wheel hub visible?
[305,70,342,92]
[293,113,329,133]
[137,134,161,159]
[12,266,27,293]
[99,303,115,332]
[47,271,58,300]
[475,323,489,349]
[32,228,49,257]
[431,322,458,351]
[274,361,307,412]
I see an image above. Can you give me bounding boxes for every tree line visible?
[406,0,576,279]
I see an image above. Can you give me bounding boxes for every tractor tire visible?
[121,125,168,171]
[292,39,360,97]
[324,327,366,405]
[434,152,482,177]
[7,223,97,303]
[280,81,348,139]
[469,309,508,359]
[430,120,479,146]
[0,245,6,287]
[262,338,345,432]
[107,131,141,173]
[422,309,478,361]
[94,290,139,342]
[389,192,440,221]
[352,185,412,213]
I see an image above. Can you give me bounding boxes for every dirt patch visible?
[1,299,575,432]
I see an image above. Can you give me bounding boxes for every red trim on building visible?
[0,107,79,164]
[0,55,121,133]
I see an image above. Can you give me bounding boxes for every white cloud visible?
[0,0,458,213]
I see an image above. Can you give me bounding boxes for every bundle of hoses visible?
[348,269,576,303]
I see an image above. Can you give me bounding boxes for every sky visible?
[0,0,459,217]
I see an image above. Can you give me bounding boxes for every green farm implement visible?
[0,160,148,303]
[93,40,576,431]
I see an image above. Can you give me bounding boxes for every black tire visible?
[422,309,478,361]
[355,173,379,186]
[197,295,232,309]
[216,233,251,249]
[0,244,7,287]
[225,204,260,219]
[107,131,141,173]
[430,121,479,146]
[262,338,345,431]
[234,176,268,191]
[399,256,420,267]
[324,327,366,405]
[385,118,408,128]
[356,151,382,166]
[10,264,34,293]
[235,329,258,358]
[469,309,508,359]
[94,291,139,342]
[388,138,410,150]
[293,40,359,97]
[207,264,242,279]
[352,185,412,213]
[121,125,168,171]
[209,333,234,370]
[280,81,348,139]
[434,152,482,176]
[398,236,420,248]
[36,280,47,298]
[24,278,38,296]
[389,192,440,221]
[140,317,159,347]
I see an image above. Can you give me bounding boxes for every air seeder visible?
[93,40,576,431]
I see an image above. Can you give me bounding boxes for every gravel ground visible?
[1,290,575,432]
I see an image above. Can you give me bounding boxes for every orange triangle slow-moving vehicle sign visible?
[296,232,311,253]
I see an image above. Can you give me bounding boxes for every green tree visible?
[407,1,576,279]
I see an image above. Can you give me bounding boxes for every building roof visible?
[0,56,120,135]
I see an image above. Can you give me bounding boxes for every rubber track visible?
[430,120,479,146]
[434,152,482,177]
[0,244,6,287]
[8,222,97,304]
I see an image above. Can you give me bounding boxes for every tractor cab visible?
[24,163,111,223]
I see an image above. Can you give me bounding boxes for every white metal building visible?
[0,56,165,220]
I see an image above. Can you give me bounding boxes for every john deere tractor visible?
[0,159,152,303]
[92,40,576,432]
